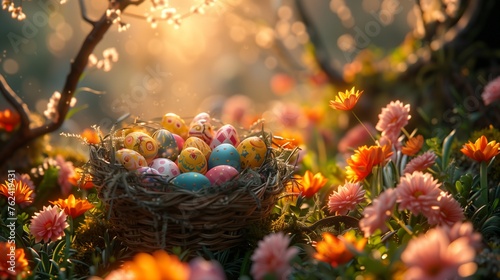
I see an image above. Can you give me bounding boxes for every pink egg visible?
[173,133,185,150]
[188,119,214,145]
[191,112,211,126]
[149,158,180,181]
[205,165,239,186]
[210,124,240,149]
[136,166,161,185]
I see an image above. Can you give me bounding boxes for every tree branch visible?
[79,0,97,26]
[0,75,31,136]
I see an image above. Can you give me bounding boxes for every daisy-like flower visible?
[189,257,226,280]
[329,86,363,111]
[296,170,328,198]
[0,242,29,278]
[55,155,76,196]
[403,151,437,174]
[50,194,94,219]
[250,232,298,280]
[0,108,20,132]
[314,231,366,267]
[327,182,365,215]
[70,168,95,190]
[446,222,482,250]
[0,179,34,207]
[396,171,441,217]
[401,226,477,280]
[345,144,393,182]
[427,192,465,227]
[402,134,424,156]
[29,205,69,243]
[460,135,500,162]
[481,76,500,106]
[120,250,190,280]
[359,188,397,237]
[375,101,411,143]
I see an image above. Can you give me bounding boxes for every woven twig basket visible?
[87,122,296,254]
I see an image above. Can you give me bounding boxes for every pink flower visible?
[55,155,76,196]
[482,76,500,105]
[359,188,397,238]
[189,257,226,280]
[427,192,465,227]
[446,222,482,250]
[337,122,376,154]
[327,182,365,215]
[396,171,440,217]
[403,151,437,174]
[402,226,477,280]
[29,205,69,243]
[375,101,411,144]
[251,232,298,280]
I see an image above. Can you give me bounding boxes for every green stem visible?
[351,111,376,144]
[479,161,488,212]
[392,214,413,236]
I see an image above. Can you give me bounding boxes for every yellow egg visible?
[161,113,188,139]
[178,147,208,174]
[237,136,267,169]
[123,131,158,163]
[115,149,148,171]
[184,137,212,159]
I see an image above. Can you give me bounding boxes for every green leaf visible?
[441,129,456,170]
[65,104,89,120]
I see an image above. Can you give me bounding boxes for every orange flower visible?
[0,242,29,278]
[123,250,189,280]
[50,194,93,219]
[0,179,34,207]
[69,168,94,189]
[460,135,500,162]
[273,130,303,149]
[81,128,100,144]
[402,135,424,156]
[345,144,393,182]
[297,170,328,198]
[329,87,363,111]
[314,231,366,267]
[0,108,20,132]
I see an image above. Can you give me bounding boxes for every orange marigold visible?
[297,170,328,198]
[69,168,94,189]
[314,231,366,267]
[123,250,189,280]
[460,135,500,162]
[50,194,94,219]
[0,179,34,207]
[345,144,393,182]
[329,87,363,111]
[0,108,20,132]
[402,135,424,156]
[0,242,29,278]
[81,128,100,144]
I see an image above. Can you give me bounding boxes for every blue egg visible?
[208,143,241,170]
[171,172,210,191]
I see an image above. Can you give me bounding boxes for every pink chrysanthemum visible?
[446,222,482,250]
[402,226,477,280]
[189,257,226,280]
[55,155,76,196]
[29,205,69,243]
[251,232,298,280]
[396,171,441,216]
[359,188,397,238]
[482,76,500,106]
[427,192,465,227]
[375,101,411,144]
[328,182,366,215]
[403,151,437,174]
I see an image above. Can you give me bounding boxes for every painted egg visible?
[210,124,240,149]
[208,143,241,170]
[184,137,212,159]
[173,133,185,151]
[171,172,210,191]
[188,119,214,145]
[237,136,267,169]
[178,147,208,174]
[205,165,239,186]
[149,158,180,181]
[191,112,211,126]
[152,129,179,161]
[123,131,158,163]
[115,149,148,171]
[161,113,188,139]
[136,167,161,184]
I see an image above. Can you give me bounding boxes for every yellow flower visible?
[460,135,500,162]
[0,179,34,207]
[50,194,94,219]
[329,87,363,111]
[297,170,328,198]
[314,231,366,267]
[402,135,424,156]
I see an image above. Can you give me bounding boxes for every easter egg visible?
[136,167,161,185]
[115,149,148,171]
[184,137,212,159]
[237,136,267,169]
[173,134,185,150]
[149,158,180,181]
[205,165,239,186]
[191,112,211,126]
[123,131,158,163]
[171,172,210,191]
[178,147,208,174]
[208,143,241,170]
[210,124,240,149]
[152,129,179,161]
[188,119,214,145]
[161,113,188,139]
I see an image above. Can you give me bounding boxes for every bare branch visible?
[79,0,97,26]
[0,75,31,136]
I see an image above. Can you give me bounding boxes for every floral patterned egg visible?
[161,113,188,139]
[178,147,208,174]
[171,172,210,191]
[188,119,214,145]
[136,166,161,185]
[237,136,267,169]
[184,137,212,159]
[149,158,180,181]
[191,112,211,126]
[205,165,239,186]
[115,149,148,171]
[210,124,240,149]
[152,129,179,161]
[123,131,158,163]
[208,143,241,170]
